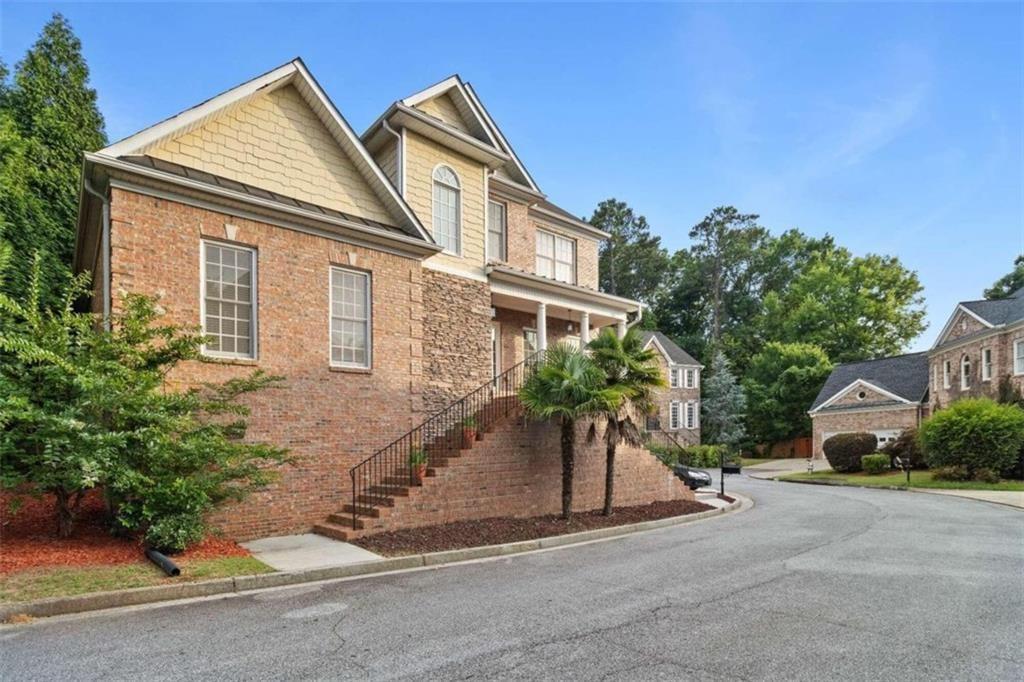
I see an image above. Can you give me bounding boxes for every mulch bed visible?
[353,498,716,556]
[0,490,249,575]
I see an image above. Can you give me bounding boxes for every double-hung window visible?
[943,360,951,389]
[981,348,992,381]
[536,230,575,284]
[330,267,371,369]
[432,165,461,254]
[1015,340,1024,375]
[669,368,680,388]
[960,355,971,390]
[669,401,681,430]
[685,401,698,430]
[202,241,256,359]
[684,368,697,389]
[487,201,507,262]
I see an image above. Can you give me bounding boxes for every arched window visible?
[960,354,971,390]
[432,165,461,254]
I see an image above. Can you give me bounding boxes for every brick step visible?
[382,475,417,486]
[340,505,382,518]
[368,484,411,497]
[313,522,361,541]
[357,494,395,507]
[323,513,366,529]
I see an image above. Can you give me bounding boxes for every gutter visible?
[82,175,111,330]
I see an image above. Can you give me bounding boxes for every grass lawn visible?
[0,556,273,604]
[780,470,1024,492]
[740,458,774,467]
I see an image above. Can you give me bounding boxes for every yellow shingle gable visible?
[415,94,470,134]
[147,85,392,224]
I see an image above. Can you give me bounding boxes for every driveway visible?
[3,476,1022,681]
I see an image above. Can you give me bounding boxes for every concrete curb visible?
[0,495,749,623]
[774,477,1024,510]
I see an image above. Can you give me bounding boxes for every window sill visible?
[329,365,373,375]
[200,355,259,367]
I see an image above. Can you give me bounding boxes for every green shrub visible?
[931,465,970,482]
[648,443,681,467]
[861,454,890,475]
[973,468,1000,484]
[682,444,726,467]
[882,428,926,469]
[919,398,1024,477]
[822,433,877,473]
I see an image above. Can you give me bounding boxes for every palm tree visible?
[519,343,625,520]
[588,328,665,515]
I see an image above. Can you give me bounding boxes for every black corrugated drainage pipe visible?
[145,548,181,576]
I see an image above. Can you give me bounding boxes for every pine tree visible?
[701,349,746,449]
[1,14,106,301]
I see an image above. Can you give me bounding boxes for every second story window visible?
[669,368,680,388]
[201,240,256,359]
[488,201,507,262]
[432,165,461,254]
[536,230,575,284]
[684,368,697,389]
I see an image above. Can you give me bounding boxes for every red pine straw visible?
[0,490,249,574]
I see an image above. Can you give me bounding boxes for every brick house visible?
[927,288,1024,409]
[74,60,693,540]
[809,287,1024,458]
[639,331,702,446]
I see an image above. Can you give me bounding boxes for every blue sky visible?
[2,2,1021,351]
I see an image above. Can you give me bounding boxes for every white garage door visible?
[823,430,900,447]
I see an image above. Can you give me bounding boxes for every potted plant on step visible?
[409,447,428,484]
[462,416,478,448]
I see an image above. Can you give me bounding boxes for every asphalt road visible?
[3,476,1023,681]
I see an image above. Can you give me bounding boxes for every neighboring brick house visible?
[639,331,702,446]
[927,288,1024,409]
[74,60,691,540]
[809,353,930,458]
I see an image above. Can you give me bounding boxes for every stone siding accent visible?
[148,85,392,224]
[404,131,486,274]
[107,187,425,539]
[421,269,493,413]
[374,413,696,531]
[929,327,1024,409]
[811,406,921,458]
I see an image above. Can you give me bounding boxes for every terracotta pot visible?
[412,463,427,484]
[462,428,477,448]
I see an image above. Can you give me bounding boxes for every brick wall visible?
[811,406,922,458]
[929,328,1023,409]
[108,187,426,538]
[649,350,701,446]
[376,412,696,531]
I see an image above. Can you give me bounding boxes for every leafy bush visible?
[0,250,290,548]
[861,454,890,475]
[822,433,877,473]
[919,398,1024,477]
[682,444,726,467]
[931,465,970,482]
[648,443,681,467]
[881,428,926,469]
[973,468,1000,484]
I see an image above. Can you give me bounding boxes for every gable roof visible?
[98,58,430,243]
[932,287,1024,350]
[639,331,701,367]
[809,352,929,413]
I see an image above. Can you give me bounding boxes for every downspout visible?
[82,176,111,331]
[382,119,402,195]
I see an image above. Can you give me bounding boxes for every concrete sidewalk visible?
[744,458,831,480]
[910,488,1024,510]
[242,533,383,572]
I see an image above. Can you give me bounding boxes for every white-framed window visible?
[523,328,538,355]
[330,267,371,369]
[487,200,507,262]
[1016,340,1024,375]
[981,348,993,382]
[536,230,575,284]
[201,240,256,359]
[432,165,461,254]
[943,360,951,389]
[669,401,681,430]
[684,368,697,389]
[669,367,680,388]
[960,354,971,390]
[685,401,698,430]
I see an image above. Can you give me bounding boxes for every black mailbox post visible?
[719,451,742,495]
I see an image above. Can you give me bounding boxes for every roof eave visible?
[486,264,641,312]
[529,205,610,241]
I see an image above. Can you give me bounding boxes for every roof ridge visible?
[833,351,927,368]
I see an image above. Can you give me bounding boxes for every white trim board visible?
[931,304,996,350]
[809,379,913,414]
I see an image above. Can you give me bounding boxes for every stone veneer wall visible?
[377,412,696,531]
[421,269,493,414]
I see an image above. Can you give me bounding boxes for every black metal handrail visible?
[349,350,546,528]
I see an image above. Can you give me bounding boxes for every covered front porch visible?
[486,264,642,375]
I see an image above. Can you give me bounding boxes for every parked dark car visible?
[672,464,713,491]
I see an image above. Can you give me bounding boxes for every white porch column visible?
[537,302,548,351]
[580,311,590,346]
[616,319,627,339]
